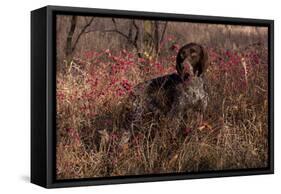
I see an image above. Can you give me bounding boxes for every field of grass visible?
[56,18,268,179]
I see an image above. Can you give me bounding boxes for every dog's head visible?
[176,43,208,79]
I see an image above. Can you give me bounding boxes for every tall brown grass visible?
[56,16,268,179]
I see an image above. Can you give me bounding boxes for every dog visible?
[121,43,209,135]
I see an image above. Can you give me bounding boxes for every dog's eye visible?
[190,48,196,53]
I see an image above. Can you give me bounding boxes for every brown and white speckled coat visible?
[121,43,209,133]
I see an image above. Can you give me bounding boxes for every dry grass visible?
[56,17,268,180]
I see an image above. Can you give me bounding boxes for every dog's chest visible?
[179,77,208,110]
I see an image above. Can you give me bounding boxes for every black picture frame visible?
[31,5,274,188]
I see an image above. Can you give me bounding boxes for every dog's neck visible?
[180,73,192,85]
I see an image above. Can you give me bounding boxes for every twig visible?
[103,29,130,40]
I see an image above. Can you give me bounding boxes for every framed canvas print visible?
[31,5,274,188]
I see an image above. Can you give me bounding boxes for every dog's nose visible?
[182,61,193,75]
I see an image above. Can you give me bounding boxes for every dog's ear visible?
[196,45,208,77]
[176,48,185,78]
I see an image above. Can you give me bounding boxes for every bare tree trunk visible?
[160,22,168,45]
[154,21,160,56]
[66,16,77,58]
[132,20,140,55]
[125,21,135,50]
[142,21,168,59]
[65,16,94,60]
[142,20,154,59]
